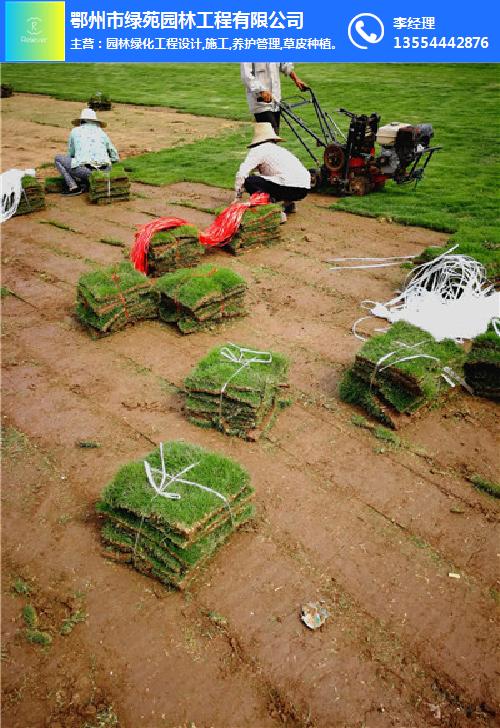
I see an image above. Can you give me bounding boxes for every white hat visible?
[72,107,106,128]
[248,122,283,147]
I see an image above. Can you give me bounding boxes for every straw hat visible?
[248,122,283,147]
[72,107,107,127]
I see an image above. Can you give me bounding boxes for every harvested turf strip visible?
[224,204,281,255]
[184,343,290,439]
[464,324,500,399]
[15,176,45,215]
[75,260,157,335]
[146,225,204,276]
[44,176,65,194]
[156,264,247,333]
[339,321,465,426]
[88,94,112,110]
[88,168,130,205]
[96,441,255,588]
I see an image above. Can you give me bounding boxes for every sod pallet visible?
[184,343,290,440]
[88,168,130,205]
[75,261,157,335]
[156,264,247,334]
[339,321,465,427]
[97,441,255,589]
[464,325,500,400]
[14,176,45,216]
[147,225,204,277]
[225,204,281,255]
[88,93,112,111]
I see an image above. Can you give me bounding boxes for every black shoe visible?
[283,202,296,214]
[62,185,83,196]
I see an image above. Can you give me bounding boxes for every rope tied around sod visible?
[97,441,254,589]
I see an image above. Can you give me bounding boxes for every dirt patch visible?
[1,93,243,170]
[2,124,499,726]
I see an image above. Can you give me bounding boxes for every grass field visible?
[2,63,499,245]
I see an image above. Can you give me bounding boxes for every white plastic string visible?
[1,168,36,223]
[365,250,499,341]
[218,344,273,422]
[328,255,418,262]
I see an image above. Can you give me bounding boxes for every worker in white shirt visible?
[235,122,311,222]
[240,63,308,134]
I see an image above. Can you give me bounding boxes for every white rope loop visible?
[219,343,273,394]
[1,168,36,223]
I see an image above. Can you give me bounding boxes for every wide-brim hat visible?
[72,107,106,127]
[248,122,283,147]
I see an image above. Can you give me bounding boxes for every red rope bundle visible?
[130,193,271,274]
[199,192,270,247]
[130,217,188,274]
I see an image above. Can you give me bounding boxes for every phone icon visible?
[348,13,385,50]
[355,21,378,44]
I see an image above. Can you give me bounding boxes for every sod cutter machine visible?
[279,89,441,196]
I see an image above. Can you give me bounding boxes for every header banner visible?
[1,0,498,62]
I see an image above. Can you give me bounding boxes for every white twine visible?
[329,253,418,271]
[1,168,36,223]
[218,344,273,424]
[364,248,499,341]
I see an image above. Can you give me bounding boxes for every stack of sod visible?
[96,441,255,589]
[88,168,130,205]
[225,203,282,255]
[14,176,45,216]
[75,261,157,335]
[464,325,500,400]
[1,84,13,98]
[147,225,204,276]
[88,93,112,110]
[184,343,290,439]
[339,321,465,428]
[155,264,247,334]
[45,176,65,194]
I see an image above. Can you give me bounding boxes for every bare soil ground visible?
[1,93,242,170]
[1,98,499,728]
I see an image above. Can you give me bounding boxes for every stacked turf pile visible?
[14,176,45,216]
[88,93,112,110]
[147,225,204,276]
[225,204,282,255]
[1,84,13,98]
[185,343,290,439]
[156,264,247,333]
[464,325,500,400]
[75,261,157,335]
[45,176,65,194]
[339,321,465,428]
[88,168,130,205]
[96,441,255,589]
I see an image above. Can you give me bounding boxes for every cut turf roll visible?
[184,343,290,439]
[464,324,500,400]
[75,260,157,335]
[44,176,65,194]
[339,321,465,427]
[225,203,282,255]
[146,225,204,276]
[156,264,247,334]
[96,441,255,589]
[14,176,46,216]
[88,168,130,205]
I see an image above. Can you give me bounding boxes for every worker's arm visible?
[234,147,261,197]
[104,133,120,163]
[290,71,308,91]
[67,129,76,157]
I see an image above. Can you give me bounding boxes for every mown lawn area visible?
[2,63,499,245]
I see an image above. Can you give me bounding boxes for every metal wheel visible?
[324,143,345,172]
[309,168,322,191]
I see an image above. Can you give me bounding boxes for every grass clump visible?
[12,577,31,596]
[156,264,247,333]
[184,343,290,439]
[75,261,157,335]
[60,609,88,635]
[97,441,255,589]
[146,224,203,277]
[340,321,465,426]
[469,474,500,499]
[464,324,500,400]
[22,604,38,629]
[22,604,52,646]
